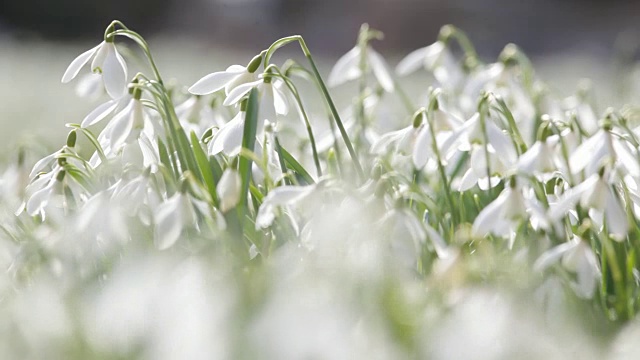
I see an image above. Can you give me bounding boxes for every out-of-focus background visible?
[1,0,640,151]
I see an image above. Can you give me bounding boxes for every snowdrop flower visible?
[188,54,262,96]
[370,124,417,156]
[534,236,600,299]
[396,41,447,76]
[175,96,225,137]
[396,40,463,89]
[111,171,161,224]
[80,95,129,129]
[24,171,62,217]
[328,45,394,92]
[208,110,246,156]
[255,184,316,229]
[217,168,242,213]
[222,73,289,121]
[516,136,561,181]
[61,37,128,99]
[549,171,629,239]
[473,178,546,240]
[154,191,197,250]
[569,126,640,179]
[412,107,463,169]
[92,89,162,156]
[75,191,129,245]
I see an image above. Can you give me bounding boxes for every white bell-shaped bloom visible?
[569,128,640,179]
[412,108,463,169]
[61,41,128,99]
[80,95,129,128]
[328,45,394,92]
[397,41,463,89]
[549,173,629,239]
[534,236,600,299]
[370,125,417,156]
[154,192,197,250]
[516,137,561,181]
[94,97,161,156]
[75,191,129,245]
[217,168,242,213]
[208,111,246,157]
[24,171,59,217]
[189,64,257,96]
[396,41,447,76]
[473,180,547,240]
[222,75,289,122]
[255,185,315,229]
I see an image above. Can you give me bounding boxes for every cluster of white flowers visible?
[1,21,640,358]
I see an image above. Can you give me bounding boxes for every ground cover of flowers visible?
[3,21,640,359]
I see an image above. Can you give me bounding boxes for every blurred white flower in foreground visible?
[61,40,128,99]
[328,45,394,92]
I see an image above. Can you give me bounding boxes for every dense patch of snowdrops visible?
[2,20,640,358]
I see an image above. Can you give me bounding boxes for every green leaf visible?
[190,131,218,206]
[280,146,315,185]
[237,88,260,224]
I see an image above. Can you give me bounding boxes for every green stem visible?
[265,36,364,181]
[267,66,322,178]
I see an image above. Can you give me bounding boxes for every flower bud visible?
[247,54,263,73]
[217,168,242,213]
[66,130,77,148]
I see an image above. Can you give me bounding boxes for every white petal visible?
[29,151,58,179]
[209,112,245,156]
[516,141,542,174]
[255,204,276,229]
[26,182,53,216]
[486,121,516,165]
[189,70,243,95]
[396,46,430,76]
[217,169,241,213]
[412,126,432,169]
[90,41,108,73]
[263,185,314,207]
[154,195,184,250]
[272,83,289,115]
[255,185,314,229]
[102,43,128,99]
[61,44,100,83]
[472,190,508,236]
[548,176,597,220]
[458,168,478,191]
[534,240,578,272]
[328,46,361,87]
[81,99,118,127]
[371,129,402,155]
[368,48,394,92]
[223,79,262,106]
[569,131,605,175]
[613,139,640,177]
[109,101,136,150]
